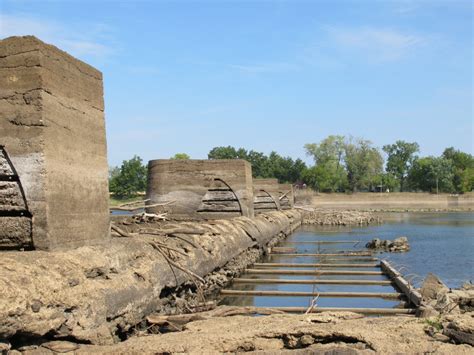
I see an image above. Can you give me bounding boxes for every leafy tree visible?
[408,157,454,193]
[109,155,147,198]
[344,138,383,192]
[171,153,190,160]
[302,164,347,192]
[382,141,419,192]
[208,146,246,160]
[442,147,474,193]
[304,135,347,192]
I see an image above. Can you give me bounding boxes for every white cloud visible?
[0,14,114,59]
[324,25,426,61]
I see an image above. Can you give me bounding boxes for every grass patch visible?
[424,318,443,331]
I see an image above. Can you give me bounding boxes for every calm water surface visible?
[221,212,473,308]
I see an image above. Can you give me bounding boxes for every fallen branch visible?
[111,224,138,238]
[279,190,291,201]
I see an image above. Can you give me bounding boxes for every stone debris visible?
[301,209,381,225]
[365,236,410,252]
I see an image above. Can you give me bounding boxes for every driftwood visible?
[279,190,291,200]
[110,200,175,212]
[146,306,286,331]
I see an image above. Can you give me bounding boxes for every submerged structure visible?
[146,159,254,219]
[0,36,110,251]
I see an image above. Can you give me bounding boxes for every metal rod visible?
[246,269,384,276]
[253,263,380,268]
[233,278,393,285]
[221,290,403,299]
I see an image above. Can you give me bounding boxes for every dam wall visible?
[253,178,280,213]
[146,159,254,219]
[296,191,474,211]
[0,210,302,344]
[0,36,110,251]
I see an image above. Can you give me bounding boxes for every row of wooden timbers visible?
[144,246,424,330]
[220,247,423,316]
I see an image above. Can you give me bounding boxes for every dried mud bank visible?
[74,311,473,354]
[0,210,301,346]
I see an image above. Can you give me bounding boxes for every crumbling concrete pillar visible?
[146,159,254,220]
[253,178,280,213]
[0,36,110,250]
[278,183,294,210]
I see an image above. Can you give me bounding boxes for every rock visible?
[420,273,449,301]
[366,237,409,252]
[443,313,474,346]
[299,334,314,347]
[0,341,11,354]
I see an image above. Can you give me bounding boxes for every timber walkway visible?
[220,233,421,316]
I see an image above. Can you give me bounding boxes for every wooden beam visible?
[380,260,423,307]
[253,263,380,268]
[233,278,393,285]
[270,253,373,257]
[284,241,361,244]
[271,307,416,315]
[246,269,383,276]
[220,290,404,300]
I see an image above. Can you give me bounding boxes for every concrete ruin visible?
[253,178,280,213]
[278,183,294,210]
[146,159,254,219]
[0,36,110,251]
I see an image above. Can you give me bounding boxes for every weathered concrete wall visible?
[146,159,254,219]
[0,36,110,250]
[295,191,474,211]
[253,178,280,213]
[278,183,294,210]
[0,210,302,344]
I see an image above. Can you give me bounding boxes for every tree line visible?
[109,138,473,198]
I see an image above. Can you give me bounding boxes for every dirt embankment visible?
[295,191,474,212]
[44,311,473,354]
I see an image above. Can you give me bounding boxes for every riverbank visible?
[295,191,474,212]
[41,310,473,354]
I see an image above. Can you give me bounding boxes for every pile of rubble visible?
[365,237,410,252]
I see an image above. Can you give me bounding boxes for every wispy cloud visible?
[0,14,115,59]
[324,25,426,61]
[229,62,298,74]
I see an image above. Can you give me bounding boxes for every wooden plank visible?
[271,247,297,253]
[221,290,404,300]
[380,260,423,307]
[253,263,380,268]
[271,307,416,315]
[269,256,380,262]
[233,278,393,285]
[246,269,383,276]
[269,253,373,257]
[284,241,361,244]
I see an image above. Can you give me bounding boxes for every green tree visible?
[344,138,383,192]
[208,146,247,159]
[304,135,347,192]
[408,157,454,193]
[109,155,147,198]
[171,153,190,160]
[442,147,474,193]
[382,140,419,192]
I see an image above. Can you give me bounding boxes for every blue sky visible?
[1,0,472,166]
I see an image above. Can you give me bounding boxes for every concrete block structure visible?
[146,159,254,220]
[278,183,294,210]
[0,36,110,250]
[253,178,280,213]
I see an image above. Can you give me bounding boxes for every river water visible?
[221,212,473,309]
